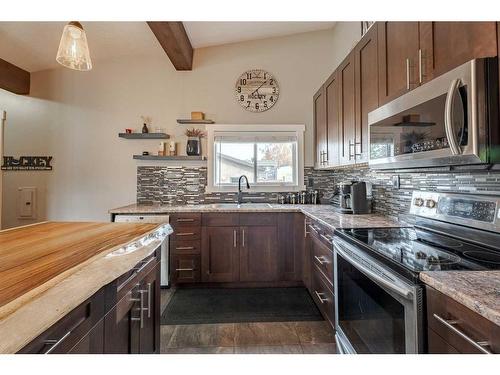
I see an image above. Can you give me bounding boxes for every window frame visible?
[206,124,306,193]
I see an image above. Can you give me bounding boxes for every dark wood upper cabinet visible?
[419,22,498,83]
[354,24,379,163]
[325,70,340,167]
[378,22,420,105]
[313,86,328,168]
[239,226,278,282]
[201,226,240,282]
[338,52,356,166]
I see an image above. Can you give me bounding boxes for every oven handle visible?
[333,239,414,300]
[444,78,462,155]
[335,334,347,354]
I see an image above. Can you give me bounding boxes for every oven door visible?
[333,237,423,354]
[368,58,489,170]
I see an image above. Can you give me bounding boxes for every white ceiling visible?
[183,22,335,48]
[0,21,336,72]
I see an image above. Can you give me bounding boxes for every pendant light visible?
[56,21,92,71]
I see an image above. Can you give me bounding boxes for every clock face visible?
[235,69,279,112]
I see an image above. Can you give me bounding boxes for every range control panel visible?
[410,191,500,232]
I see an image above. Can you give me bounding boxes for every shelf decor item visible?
[141,115,152,133]
[191,111,205,120]
[185,128,205,156]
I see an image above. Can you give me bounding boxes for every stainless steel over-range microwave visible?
[368,58,499,169]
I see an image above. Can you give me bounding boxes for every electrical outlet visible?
[392,175,400,189]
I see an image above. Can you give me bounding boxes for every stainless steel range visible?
[333,190,500,354]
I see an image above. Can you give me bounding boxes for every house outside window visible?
[206,124,306,193]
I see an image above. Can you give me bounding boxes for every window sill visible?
[205,184,307,194]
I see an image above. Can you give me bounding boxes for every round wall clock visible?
[235,69,279,112]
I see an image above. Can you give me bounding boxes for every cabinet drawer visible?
[311,234,333,286]
[172,226,201,241]
[239,213,277,226]
[170,213,201,227]
[171,254,201,283]
[202,213,239,226]
[428,328,459,354]
[170,239,201,254]
[311,265,334,329]
[19,289,105,354]
[308,222,334,248]
[426,286,499,354]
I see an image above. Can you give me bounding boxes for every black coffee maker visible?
[332,181,371,214]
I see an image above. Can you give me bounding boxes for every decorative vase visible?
[142,123,149,133]
[186,137,201,156]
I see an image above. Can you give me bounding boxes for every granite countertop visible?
[109,203,402,231]
[420,271,500,326]
[0,221,172,354]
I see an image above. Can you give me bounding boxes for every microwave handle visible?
[444,78,463,155]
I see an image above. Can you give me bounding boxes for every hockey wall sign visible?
[1,156,53,171]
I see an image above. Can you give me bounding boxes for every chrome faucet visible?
[237,175,250,205]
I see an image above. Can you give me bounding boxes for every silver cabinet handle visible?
[177,232,195,236]
[242,229,245,247]
[233,229,237,248]
[176,218,195,222]
[175,246,195,250]
[147,282,152,318]
[131,289,145,329]
[320,234,333,245]
[406,58,411,90]
[444,78,463,156]
[314,255,328,265]
[304,219,310,238]
[309,224,319,234]
[335,334,346,354]
[418,49,423,84]
[176,268,195,271]
[133,256,155,274]
[324,150,328,165]
[314,291,328,304]
[43,330,72,354]
[433,314,491,354]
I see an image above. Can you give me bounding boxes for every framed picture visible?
[361,21,375,36]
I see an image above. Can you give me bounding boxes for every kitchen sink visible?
[209,203,273,209]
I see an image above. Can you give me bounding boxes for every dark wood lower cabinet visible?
[202,226,240,282]
[239,225,278,282]
[20,247,162,354]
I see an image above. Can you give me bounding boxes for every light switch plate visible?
[17,187,36,219]
[392,175,400,189]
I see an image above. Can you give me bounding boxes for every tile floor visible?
[160,288,336,354]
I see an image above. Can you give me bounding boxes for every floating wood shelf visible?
[133,155,206,161]
[119,133,170,139]
[176,119,215,125]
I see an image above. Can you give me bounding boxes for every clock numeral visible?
[264,72,267,79]
[240,95,244,101]
[240,79,247,85]
[264,101,268,108]
[237,86,241,93]
[270,96,274,102]
[272,87,277,94]
[255,103,260,110]
[246,72,252,79]
[269,79,274,85]
[246,101,251,108]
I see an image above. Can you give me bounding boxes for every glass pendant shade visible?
[56,21,92,71]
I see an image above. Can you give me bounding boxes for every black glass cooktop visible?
[336,227,500,274]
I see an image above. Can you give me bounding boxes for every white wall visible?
[3,22,361,224]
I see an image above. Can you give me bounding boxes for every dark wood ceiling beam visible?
[0,58,30,95]
[147,22,193,71]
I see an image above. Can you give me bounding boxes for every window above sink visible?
[205,124,306,193]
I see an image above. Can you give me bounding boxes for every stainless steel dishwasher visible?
[114,214,170,287]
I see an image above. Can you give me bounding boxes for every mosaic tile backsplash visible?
[137,165,500,220]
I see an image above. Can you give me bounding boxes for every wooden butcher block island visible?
[0,221,172,354]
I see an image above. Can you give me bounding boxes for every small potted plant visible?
[185,128,205,156]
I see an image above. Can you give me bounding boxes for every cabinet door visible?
[171,253,201,283]
[338,52,356,166]
[313,86,327,168]
[239,225,278,282]
[355,24,379,163]
[325,70,340,167]
[139,264,161,354]
[201,226,240,282]
[68,320,104,354]
[419,22,497,83]
[104,288,141,353]
[277,213,303,282]
[378,22,419,104]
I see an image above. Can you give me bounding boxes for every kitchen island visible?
[0,221,172,354]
